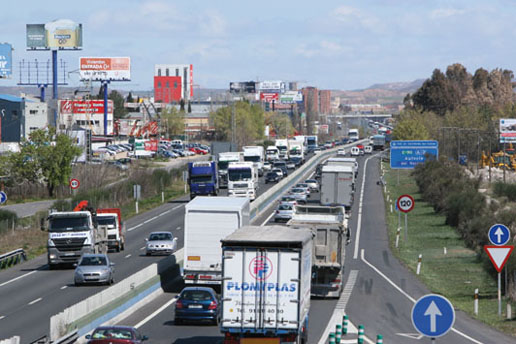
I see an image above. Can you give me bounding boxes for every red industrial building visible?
[154,76,182,103]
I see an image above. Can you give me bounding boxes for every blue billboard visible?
[390,140,439,169]
[0,43,12,78]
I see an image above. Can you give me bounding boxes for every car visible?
[350,147,360,156]
[271,168,284,178]
[324,142,333,149]
[279,195,298,204]
[263,161,272,171]
[145,231,178,256]
[107,160,129,170]
[290,156,303,167]
[265,171,281,183]
[295,183,311,196]
[286,160,296,169]
[174,287,220,325]
[313,147,322,154]
[74,254,114,286]
[337,149,346,156]
[288,188,308,204]
[274,203,295,222]
[364,145,373,154]
[117,157,132,165]
[273,160,288,176]
[85,326,148,344]
[304,179,319,192]
[356,144,365,155]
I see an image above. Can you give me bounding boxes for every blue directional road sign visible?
[0,191,7,204]
[412,294,455,338]
[390,140,439,169]
[488,224,510,246]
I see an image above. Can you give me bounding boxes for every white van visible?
[350,147,360,156]
[364,145,373,154]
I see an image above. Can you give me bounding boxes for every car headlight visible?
[101,268,110,274]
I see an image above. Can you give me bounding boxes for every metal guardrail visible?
[0,248,26,270]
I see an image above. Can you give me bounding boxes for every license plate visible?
[64,253,75,256]
[189,304,202,309]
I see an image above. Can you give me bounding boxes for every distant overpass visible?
[327,113,393,119]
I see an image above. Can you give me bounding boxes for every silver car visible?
[145,231,178,256]
[304,179,319,192]
[288,188,308,204]
[274,203,295,222]
[295,183,311,197]
[74,254,114,286]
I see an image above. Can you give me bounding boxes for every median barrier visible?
[0,249,26,270]
[49,249,183,342]
[250,139,368,222]
[0,337,20,344]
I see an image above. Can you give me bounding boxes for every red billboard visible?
[144,140,158,151]
[260,92,279,103]
[59,100,113,114]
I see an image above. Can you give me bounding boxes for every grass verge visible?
[383,165,516,336]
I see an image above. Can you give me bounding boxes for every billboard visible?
[26,20,83,50]
[0,43,12,78]
[499,119,516,143]
[280,91,303,104]
[230,81,257,94]
[59,100,113,115]
[260,93,279,103]
[259,80,284,92]
[79,57,131,81]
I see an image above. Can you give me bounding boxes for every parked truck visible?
[275,138,289,160]
[265,145,280,161]
[41,201,110,268]
[218,151,243,188]
[227,161,258,200]
[372,134,386,150]
[183,197,250,285]
[243,145,265,176]
[96,208,126,252]
[188,161,218,199]
[221,226,312,344]
[320,165,354,208]
[288,205,348,298]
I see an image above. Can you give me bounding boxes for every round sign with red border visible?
[69,178,80,190]
[397,194,415,213]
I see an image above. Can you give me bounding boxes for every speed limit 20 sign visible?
[69,178,80,190]
[397,194,415,213]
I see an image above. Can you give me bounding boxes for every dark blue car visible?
[174,287,220,325]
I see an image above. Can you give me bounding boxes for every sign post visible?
[397,194,415,241]
[412,294,455,342]
[133,184,141,214]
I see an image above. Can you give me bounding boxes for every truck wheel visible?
[121,240,125,251]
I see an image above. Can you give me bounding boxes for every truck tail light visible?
[208,300,217,309]
[185,274,196,280]
[199,275,212,279]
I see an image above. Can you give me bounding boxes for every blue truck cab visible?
[188,161,218,200]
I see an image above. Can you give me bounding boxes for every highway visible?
[0,154,306,343]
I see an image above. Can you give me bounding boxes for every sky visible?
[1,0,516,92]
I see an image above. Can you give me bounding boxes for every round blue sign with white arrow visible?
[412,294,455,338]
[488,224,510,246]
[0,191,7,204]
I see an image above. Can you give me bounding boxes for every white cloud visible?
[295,40,351,59]
[199,11,227,37]
[430,8,466,19]
[333,5,380,31]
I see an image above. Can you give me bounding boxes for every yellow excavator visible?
[480,143,516,170]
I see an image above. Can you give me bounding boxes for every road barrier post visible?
[357,325,364,344]
[335,324,342,343]
[135,201,139,214]
[342,315,348,335]
[507,303,512,320]
[416,254,422,275]
[376,334,383,344]
[444,247,447,255]
[395,227,401,248]
[474,288,479,316]
[390,202,393,213]
[329,332,336,344]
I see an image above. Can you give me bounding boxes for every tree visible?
[10,128,81,196]
[265,112,295,138]
[161,107,185,137]
[187,101,192,113]
[109,90,128,119]
[392,111,432,140]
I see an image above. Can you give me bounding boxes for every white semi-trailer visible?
[243,145,265,176]
[320,165,355,209]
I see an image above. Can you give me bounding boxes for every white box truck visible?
[326,157,358,179]
[243,145,265,176]
[320,165,355,208]
[275,138,289,160]
[183,197,250,285]
[217,152,243,189]
[227,161,259,200]
[221,226,312,344]
[288,139,305,162]
[266,145,280,161]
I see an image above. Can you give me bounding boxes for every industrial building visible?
[154,64,193,103]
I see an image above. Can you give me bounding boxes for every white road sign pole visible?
[405,213,408,242]
[498,272,502,316]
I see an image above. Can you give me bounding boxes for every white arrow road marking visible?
[28,297,42,305]
[125,254,131,259]
[0,315,5,320]
[424,301,442,333]
[396,333,424,339]
[61,286,67,290]
[494,227,504,244]
[140,246,145,250]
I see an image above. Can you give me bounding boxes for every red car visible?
[356,144,365,155]
[189,147,208,155]
[86,326,148,344]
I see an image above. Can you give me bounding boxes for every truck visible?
[306,135,318,152]
[326,157,358,179]
[275,138,289,160]
[266,145,280,161]
[183,197,250,285]
[288,139,305,163]
[348,128,359,142]
[372,134,386,150]
[227,161,258,200]
[221,226,312,344]
[41,201,110,268]
[320,165,354,209]
[218,151,243,188]
[96,208,126,252]
[188,161,218,199]
[287,205,348,298]
[243,145,265,176]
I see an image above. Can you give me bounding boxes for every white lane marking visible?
[28,297,42,305]
[0,270,38,288]
[140,246,146,250]
[360,249,484,344]
[0,315,4,320]
[353,152,381,260]
[336,270,358,310]
[125,254,131,259]
[176,226,181,230]
[60,285,67,290]
[134,297,178,329]
[127,205,184,231]
[261,209,276,226]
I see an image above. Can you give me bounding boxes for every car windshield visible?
[218,161,230,169]
[92,329,133,340]
[49,216,89,232]
[278,204,293,211]
[181,290,214,301]
[97,216,116,227]
[306,180,316,184]
[244,156,260,162]
[266,173,277,177]
[80,256,107,266]
[291,188,304,193]
[228,168,252,181]
[297,184,308,188]
[274,162,286,168]
[149,233,173,241]
[282,197,295,202]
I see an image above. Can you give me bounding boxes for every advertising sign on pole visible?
[260,93,279,103]
[79,57,131,81]
[279,91,303,104]
[144,140,158,152]
[259,80,284,91]
[499,119,516,143]
[390,141,439,169]
[59,100,113,115]
[0,43,13,78]
[26,20,83,50]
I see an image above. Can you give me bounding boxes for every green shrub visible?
[52,199,73,211]
[492,182,516,202]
